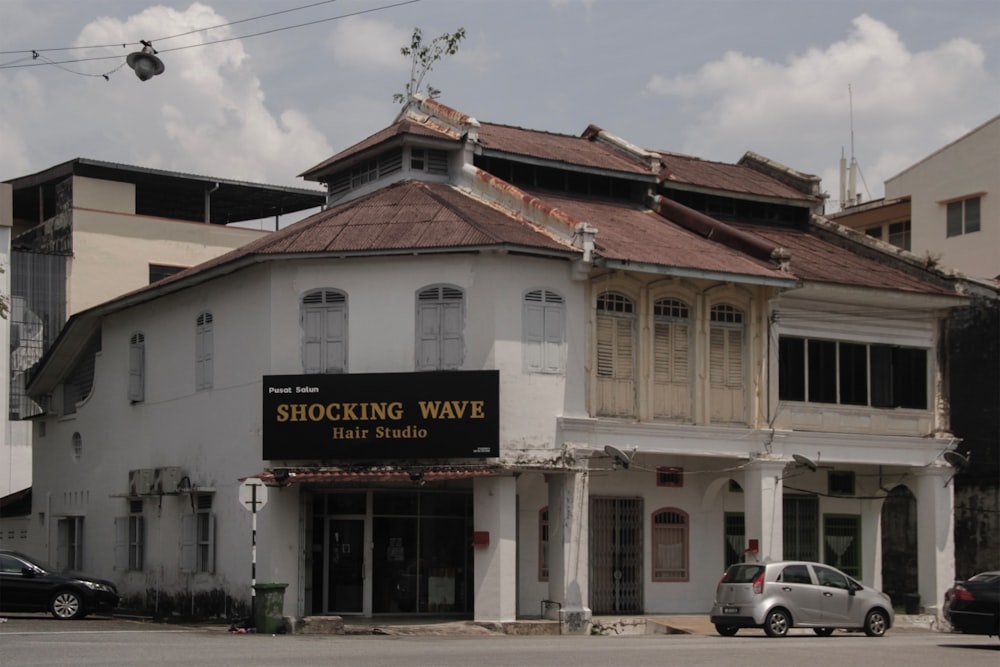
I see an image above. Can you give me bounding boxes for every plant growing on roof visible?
[393,27,466,104]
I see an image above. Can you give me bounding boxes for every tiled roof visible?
[658,151,818,202]
[477,123,655,176]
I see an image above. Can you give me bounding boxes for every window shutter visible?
[196,313,213,390]
[206,514,216,574]
[441,302,463,369]
[726,328,744,386]
[710,327,725,386]
[672,322,690,382]
[614,318,634,380]
[543,302,564,373]
[596,316,615,377]
[524,302,544,372]
[180,513,196,572]
[416,303,441,370]
[128,339,145,402]
[114,516,128,571]
[324,305,346,373]
[302,308,325,374]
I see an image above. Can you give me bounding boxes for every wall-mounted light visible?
[126,40,165,81]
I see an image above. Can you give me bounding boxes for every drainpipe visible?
[204,183,220,223]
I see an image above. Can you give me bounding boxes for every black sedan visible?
[0,549,119,620]
[944,570,1000,638]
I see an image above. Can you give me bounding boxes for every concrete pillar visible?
[913,466,955,618]
[545,471,591,635]
[472,475,517,622]
[742,460,787,562]
[860,495,886,590]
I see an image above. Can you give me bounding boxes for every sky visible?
[2,0,999,218]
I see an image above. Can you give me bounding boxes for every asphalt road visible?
[1,613,997,667]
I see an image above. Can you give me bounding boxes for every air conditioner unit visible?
[128,469,155,496]
[153,467,182,494]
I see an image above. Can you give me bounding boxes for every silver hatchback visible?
[710,561,894,637]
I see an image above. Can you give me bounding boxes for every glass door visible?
[327,518,365,614]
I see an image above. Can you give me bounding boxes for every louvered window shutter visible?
[524,301,544,372]
[128,335,145,402]
[416,303,441,370]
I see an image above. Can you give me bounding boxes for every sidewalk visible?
[335,613,941,637]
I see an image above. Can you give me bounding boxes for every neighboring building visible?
[833,114,999,281]
[0,159,324,508]
[829,117,1000,580]
[22,98,976,632]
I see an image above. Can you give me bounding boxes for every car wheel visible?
[863,609,888,637]
[715,624,739,636]
[764,609,791,637]
[50,590,85,620]
[813,627,834,636]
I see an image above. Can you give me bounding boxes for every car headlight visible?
[81,581,115,593]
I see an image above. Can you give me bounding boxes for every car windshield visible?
[7,552,53,574]
[722,564,765,583]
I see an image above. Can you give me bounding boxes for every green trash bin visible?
[253,583,288,634]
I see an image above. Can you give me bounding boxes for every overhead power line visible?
[0,0,421,76]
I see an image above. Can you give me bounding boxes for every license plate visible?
[723,606,739,615]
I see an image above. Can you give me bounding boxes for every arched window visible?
[301,290,347,374]
[653,297,692,419]
[595,291,636,416]
[195,311,213,390]
[524,289,565,374]
[416,285,464,370]
[651,508,689,581]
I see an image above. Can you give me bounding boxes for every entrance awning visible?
[252,465,507,485]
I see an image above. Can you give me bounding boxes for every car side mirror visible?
[848,586,856,596]
[21,566,36,577]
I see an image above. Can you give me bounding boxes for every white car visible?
[710,561,894,637]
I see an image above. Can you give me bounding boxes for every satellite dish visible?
[943,450,969,469]
[604,444,632,469]
[792,454,818,472]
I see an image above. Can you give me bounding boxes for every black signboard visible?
[262,370,499,460]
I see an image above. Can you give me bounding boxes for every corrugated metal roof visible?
[658,151,817,202]
[535,192,788,280]
[477,123,655,176]
[299,119,458,180]
[735,223,956,295]
[137,180,577,291]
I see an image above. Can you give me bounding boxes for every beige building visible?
[832,114,1000,281]
[1,159,324,506]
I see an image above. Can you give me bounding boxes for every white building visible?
[22,98,973,632]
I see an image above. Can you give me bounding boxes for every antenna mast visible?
[840,84,859,210]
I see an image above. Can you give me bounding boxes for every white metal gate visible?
[590,497,643,614]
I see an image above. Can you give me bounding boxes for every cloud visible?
[0,3,331,187]
[644,14,999,202]
[326,17,413,71]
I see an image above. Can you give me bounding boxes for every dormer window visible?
[410,148,448,174]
